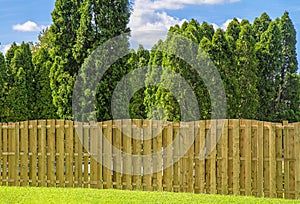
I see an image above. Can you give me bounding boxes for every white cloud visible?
[220,18,242,30]
[12,21,47,32]
[129,0,240,49]
[0,44,12,54]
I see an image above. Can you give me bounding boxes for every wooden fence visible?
[0,119,299,199]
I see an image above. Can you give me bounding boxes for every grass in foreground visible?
[0,186,299,204]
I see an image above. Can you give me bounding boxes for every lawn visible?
[0,186,298,204]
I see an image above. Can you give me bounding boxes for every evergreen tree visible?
[276,11,300,121]
[252,12,272,42]
[211,29,238,118]
[32,47,57,119]
[235,22,258,119]
[0,53,6,121]
[49,0,82,119]
[5,43,35,121]
[255,22,282,121]
[129,45,150,119]
[49,0,131,120]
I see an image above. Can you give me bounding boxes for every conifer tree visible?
[235,22,258,119]
[255,22,282,121]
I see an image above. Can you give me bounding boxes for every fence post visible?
[294,122,300,199]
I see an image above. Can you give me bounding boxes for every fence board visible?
[232,119,240,195]
[97,123,103,189]
[56,120,65,187]
[103,120,112,189]
[163,122,173,192]
[194,120,205,194]
[29,120,37,186]
[251,121,258,196]
[132,120,142,189]
[269,123,276,198]
[122,119,132,190]
[153,120,163,191]
[74,122,83,187]
[143,120,152,191]
[38,120,46,187]
[90,122,98,189]
[2,123,7,186]
[20,121,28,186]
[83,122,89,188]
[47,120,55,187]
[294,123,300,199]
[66,120,74,187]
[257,121,264,197]
[275,123,283,198]
[221,120,228,195]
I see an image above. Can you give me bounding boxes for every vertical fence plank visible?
[289,122,296,199]
[257,121,264,197]
[83,122,89,188]
[295,122,300,199]
[239,120,245,195]
[56,120,65,187]
[228,120,233,194]
[251,121,258,197]
[283,121,290,199]
[112,120,122,190]
[8,122,16,186]
[20,121,28,186]
[153,120,163,192]
[47,120,55,187]
[263,122,270,197]
[29,120,37,186]
[97,122,103,189]
[269,123,276,198]
[221,120,228,195]
[187,121,195,193]
[122,119,132,190]
[244,120,252,196]
[132,119,142,190]
[275,123,283,198]
[194,120,206,194]
[163,122,173,192]
[143,120,152,191]
[90,122,98,189]
[232,119,240,195]
[2,123,7,186]
[172,122,180,192]
[103,120,112,189]
[14,122,20,186]
[66,120,74,187]
[210,120,217,194]
[74,122,83,188]
[181,122,188,192]
[205,120,211,193]
[38,120,46,187]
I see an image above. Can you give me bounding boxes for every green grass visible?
[0,187,299,204]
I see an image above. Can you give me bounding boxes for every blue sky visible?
[1,0,300,63]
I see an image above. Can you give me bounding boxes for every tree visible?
[275,11,300,121]
[235,22,258,119]
[211,29,238,118]
[5,43,35,122]
[255,22,282,121]
[49,0,131,120]
[0,53,6,121]
[32,47,57,119]
[49,0,82,119]
[252,12,272,42]
[129,45,150,119]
